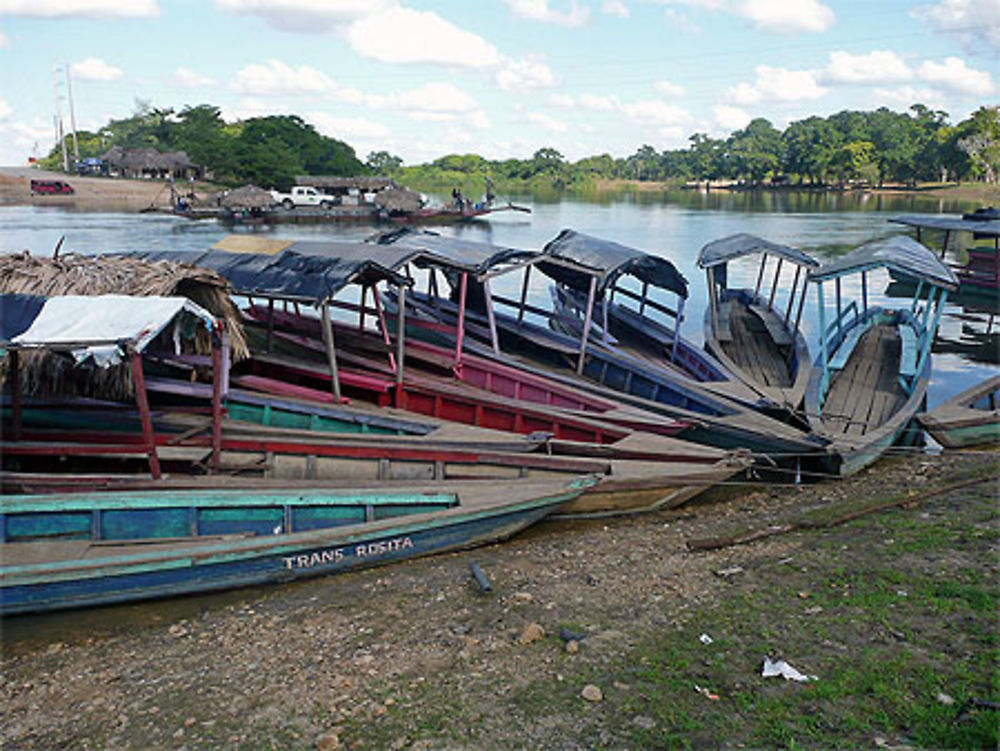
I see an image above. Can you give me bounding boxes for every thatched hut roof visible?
[0,252,248,402]
[297,176,397,191]
[374,187,424,214]
[220,184,275,209]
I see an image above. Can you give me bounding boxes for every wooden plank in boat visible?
[747,303,793,346]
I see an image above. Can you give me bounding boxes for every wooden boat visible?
[696,233,819,418]
[0,475,593,615]
[918,374,1000,449]
[804,236,959,476]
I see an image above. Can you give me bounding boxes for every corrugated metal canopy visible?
[697,233,819,269]
[890,213,1000,237]
[537,229,688,299]
[808,236,958,290]
[115,247,410,303]
[372,228,538,277]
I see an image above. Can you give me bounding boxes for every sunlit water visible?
[1,191,997,638]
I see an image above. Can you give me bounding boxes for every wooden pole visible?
[321,302,342,402]
[483,276,501,355]
[517,265,531,325]
[707,268,718,337]
[395,285,406,386]
[754,254,767,299]
[211,331,223,471]
[129,349,161,480]
[9,349,22,441]
[785,266,801,325]
[576,276,597,375]
[768,258,783,309]
[835,277,842,338]
[372,284,396,372]
[454,272,468,371]
[670,296,685,363]
[639,281,649,316]
[601,296,610,344]
[861,270,868,314]
[358,285,367,331]
[266,298,275,353]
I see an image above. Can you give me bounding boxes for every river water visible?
[2,190,996,407]
[1,190,997,640]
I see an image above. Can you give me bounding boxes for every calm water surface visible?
[1,190,997,638]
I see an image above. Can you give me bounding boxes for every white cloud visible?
[368,81,489,129]
[726,65,827,104]
[495,55,558,91]
[654,80,686,97]
[579,94,618,111]
[213,0,392,33]
[873,85,948,110]
[549,93,576,108]
[528,112,569,133]
[714,104,751,130]
[174,67,216,88]
[918,56,994,95]
[736,0,833,32]
[347,7,501,67]
[231,60,338,95]
[0,116,53,166]
[621,99,692,126]
[822,50,913,84]
[913,0,1000,52]
[601,0,629,17]
[503,0,590,26]
[308,111,390,141]
[0,97,11,120]
[70,57,123,82]
[0,0,158,18]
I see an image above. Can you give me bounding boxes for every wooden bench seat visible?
[715,301,733,342]
[829,324,867,371]
[747,304,793,346]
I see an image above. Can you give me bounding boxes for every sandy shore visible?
[0,167,219,212]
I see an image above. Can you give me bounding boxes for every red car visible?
[30,179,74,195]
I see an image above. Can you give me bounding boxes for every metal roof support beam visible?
[576,275,597,375]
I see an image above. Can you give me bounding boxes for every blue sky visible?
[0,0,996,166]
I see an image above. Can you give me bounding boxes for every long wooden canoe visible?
[918,374,1000,449]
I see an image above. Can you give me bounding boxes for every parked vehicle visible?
[29,179,74,195]
[270,186,334,210]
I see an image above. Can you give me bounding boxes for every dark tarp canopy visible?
[537,229,688,299]
[809,236,958,290]
[372,228,538,277]
[0,294,47,343]
[115,248,410,304]
[890,213,1000,238]
[697,233,819,269]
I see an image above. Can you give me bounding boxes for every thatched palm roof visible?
[220,184,275,209]
[0,252,248,400]
[374,187,424,213]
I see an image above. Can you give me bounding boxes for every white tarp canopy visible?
[11,294,215,366]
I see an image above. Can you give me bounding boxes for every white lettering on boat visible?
[281,536,414,570]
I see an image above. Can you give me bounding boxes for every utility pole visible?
[52,63,69,172]
[65,63,80,164]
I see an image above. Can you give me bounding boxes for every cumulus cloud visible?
[503,0,590,26]
[368,81,489,129]
[601,0,629,17]
[528,112,569,133]
[654,80,686,97]
[912,0,1000,52]
[213,0,392,33]
[0,0,158,17]
[579,94,618,111]
[621,99,692,126]
[231,60,338,96]
[495,55,558,91]
[0,97,11,119]
[873,85,948,110]
[917,56,994,95]
[714,104,751,130]
[822,50,913,84]
[736,0,833,32]
[726,65,827,104]
[308,111,390,141]
[174,67,216,88]
[70,57,123,82]
[347,7,501,67]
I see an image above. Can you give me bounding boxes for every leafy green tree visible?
[782,117,837,185]
[956,106,1000,184]
[366,150,403,174]
[728,118,782,184]
[831,141,879,185]
[687,133,725,184]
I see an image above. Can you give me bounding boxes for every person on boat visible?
[452,187,464,209]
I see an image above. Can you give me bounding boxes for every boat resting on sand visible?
[918,374,1000,449]
[804,236,958,476]
[696,233,819,419]
[0,476,593,615]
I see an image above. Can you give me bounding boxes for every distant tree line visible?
[42,102,998,194]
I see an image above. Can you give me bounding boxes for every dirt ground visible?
[0,168,217,212]
[2,449,997,750]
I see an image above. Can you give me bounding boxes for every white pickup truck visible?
[270,186,334,210]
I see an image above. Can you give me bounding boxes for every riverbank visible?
[3,449,997,750]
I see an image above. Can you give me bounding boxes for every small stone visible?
[184,717,197,727]
[581,684,603,702]
[512,592,534,604]
[804,606,824,615]
[565,639,580,654]
[384,697,396,707]
[316,731,340,751]
[173,728,185,739]
[168,624,188,638]
[797,591,811,599]
[518,622,545,644]
[631,715,657,730]
[372,704,388,717]
[936,692,955,706]
[714,566,744,578]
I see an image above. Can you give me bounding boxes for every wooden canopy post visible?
[517,265,531,325]
[358,285,367,331]
[914,288,947,382]
[454,272,469,371]
[576,276,597,375]
[372,284,396,372]
[670,296,685,363]
[9,349,22,441]
[861,270,868,314]
[768,258,783,309]
[706,268,718,336]
[835,277,843,338]
[638,281,649,316]
[320,301,342,403]
[211,329,223,471]
[266,298,275,353]
[129,348,161,480]
[785,266,801,325]
[754,254,768,298]
[941,230,951,259]
[395,285,406,387]
[482,276,501,355]
[601,297,610,344]
[816,281,828,411]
